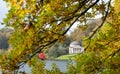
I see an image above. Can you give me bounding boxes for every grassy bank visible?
[56,54,77,60]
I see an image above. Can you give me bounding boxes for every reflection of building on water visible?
[69,41,84,54]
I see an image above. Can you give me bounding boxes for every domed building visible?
[69,41,84,54]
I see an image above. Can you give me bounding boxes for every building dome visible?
[69,41,84,54]
[70,41,80,47]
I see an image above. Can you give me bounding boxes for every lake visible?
[0,59,75,74]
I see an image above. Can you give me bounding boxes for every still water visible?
[0,59,75,74]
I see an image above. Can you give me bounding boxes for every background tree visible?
[47,35,71,58]
[67,0,120,74]
[70,18,102,45]
[0,28,13,50]
[0,0,119,74]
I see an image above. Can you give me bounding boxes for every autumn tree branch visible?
[17,0,100,68]
[84,0,112,51]
[63,0,100,35]
[105,48,120,59]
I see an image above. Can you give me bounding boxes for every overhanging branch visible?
[88,0,111,39]
[63,0,100,35]
[15,0,100,69]
[105,48,120,59]
[85,0,112,51]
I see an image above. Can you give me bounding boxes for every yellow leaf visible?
[25,9,31,13]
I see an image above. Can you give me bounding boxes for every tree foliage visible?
[70,18,102,44]
[67,0,120,74]
[0,0,120,74]
[46,35,71,58]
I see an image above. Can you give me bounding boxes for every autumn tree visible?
[1,0,119,74]
[67,0,120,74]
[47,36,71,58]
[71,18,102,43]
